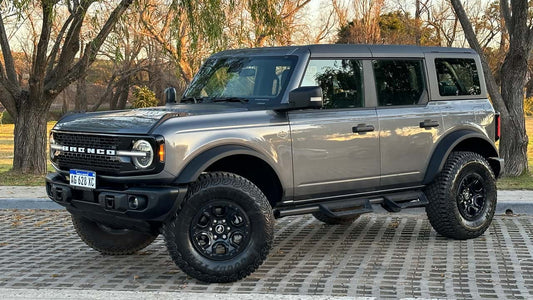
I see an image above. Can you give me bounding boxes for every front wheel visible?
[163,172,274,283]
[72,215,158,255]
[425,151,497,240]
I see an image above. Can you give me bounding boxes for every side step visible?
[275,197,373,218]
[381,191,428,213]
[273,190,429,218]
[318,198,373,218]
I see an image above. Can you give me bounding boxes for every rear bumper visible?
[45,173,187,233]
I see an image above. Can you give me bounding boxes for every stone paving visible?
[0,210,532,299]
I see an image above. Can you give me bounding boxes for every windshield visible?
[183,56,297,105]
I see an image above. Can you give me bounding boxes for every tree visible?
[450,0,530,176]
[0,0,133,174]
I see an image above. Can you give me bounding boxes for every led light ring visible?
[132,140,154,169]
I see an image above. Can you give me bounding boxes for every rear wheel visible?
[72,215,158,255]
[163,172,274,283]
[312,211,360,225]
[425,151,497,240]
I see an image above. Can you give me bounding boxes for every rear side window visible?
[435,58,481,96]
[301,59,364,109]
[373,60,425,106]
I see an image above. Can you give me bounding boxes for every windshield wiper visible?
[180,96,198,103]
[181,96,214,103]
[211,97,249,104]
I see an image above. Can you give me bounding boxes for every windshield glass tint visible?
[183,56,297,102]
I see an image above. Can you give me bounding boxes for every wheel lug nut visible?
[226,227,230,231]
[223,235,227,239]
[209,227,212,231]
[222,219,226,223]
[214,235,218,239]
[213,220,217,224]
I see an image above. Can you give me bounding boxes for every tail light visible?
[495,112,501,141]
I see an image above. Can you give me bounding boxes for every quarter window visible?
[435,58,481,96]
[373,60,425,106]
[301,59,364,109]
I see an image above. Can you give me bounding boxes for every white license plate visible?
[69,169,96,189]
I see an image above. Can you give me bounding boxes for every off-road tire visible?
[312,211,360,225]
[72,215,158,255]
[425,151,497,240]
[162,172,274,283]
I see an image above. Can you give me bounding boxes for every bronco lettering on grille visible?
[60,146,116,156]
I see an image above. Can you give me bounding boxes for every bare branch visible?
[0,11,19,86]
[47,0,134,94]
[500,0,512,33]
[31,0,58,89]
[46,13,74,76]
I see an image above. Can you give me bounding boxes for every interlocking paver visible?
[0,209,532,299]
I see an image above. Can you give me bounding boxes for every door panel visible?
[289,109,380,199]
[377,103,442,187]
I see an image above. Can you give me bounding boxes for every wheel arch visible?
[174,145,284,206]
[423,130,500,184]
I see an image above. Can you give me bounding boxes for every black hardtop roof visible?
[212,44,477,58]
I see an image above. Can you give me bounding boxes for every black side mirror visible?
[164,87,176,104]
[288,86,323,109]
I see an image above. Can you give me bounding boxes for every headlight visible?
[132,140,154,169]
[49,133,55,159]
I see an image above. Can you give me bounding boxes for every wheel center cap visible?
[215,224,225,234]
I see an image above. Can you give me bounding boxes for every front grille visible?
[54,133,119,150]
[52,132,126,174]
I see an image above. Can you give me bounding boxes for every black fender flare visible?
[173,145,279,184]
[422,130,499,184]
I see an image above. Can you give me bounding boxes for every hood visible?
[53,104,248,134]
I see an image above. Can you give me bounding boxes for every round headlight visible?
[132,140,154,169]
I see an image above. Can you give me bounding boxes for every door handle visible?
[419,119,439,128]
[352,124,375,133]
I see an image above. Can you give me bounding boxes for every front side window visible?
[184,56,297,103]
[435,58,481,96]
[301,59,364,109]
[373,60,425,106]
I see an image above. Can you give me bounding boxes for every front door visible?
[289,59,380,200]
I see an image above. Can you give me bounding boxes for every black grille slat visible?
[54,133,119,150]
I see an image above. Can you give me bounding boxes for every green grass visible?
[0,119,532,188]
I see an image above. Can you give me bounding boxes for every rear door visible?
[372,59,444,188]
[289,59,380,200]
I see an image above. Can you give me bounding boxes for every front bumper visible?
[45,173,187,233]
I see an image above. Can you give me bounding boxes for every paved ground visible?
[1,210,532,299]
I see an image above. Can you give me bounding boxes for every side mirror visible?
[164,87,176,104]
[288,86,323,109]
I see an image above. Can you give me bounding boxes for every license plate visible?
[69,169,96,189]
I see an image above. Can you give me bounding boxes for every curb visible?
[1,198,532,215]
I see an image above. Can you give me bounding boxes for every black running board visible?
[274,190,428,218]
[381,191,428,213]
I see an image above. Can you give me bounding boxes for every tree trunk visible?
[499,47,529,176]
[12,95,50,174]
[75,75,88,111]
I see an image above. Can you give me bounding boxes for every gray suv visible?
[46,44,503,283]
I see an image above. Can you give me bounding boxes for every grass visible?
[0,118,532,189]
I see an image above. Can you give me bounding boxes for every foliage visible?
[338,10,439,46]
[132,86,158,108]
[525,97,533,116]
[1,110,14,124]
